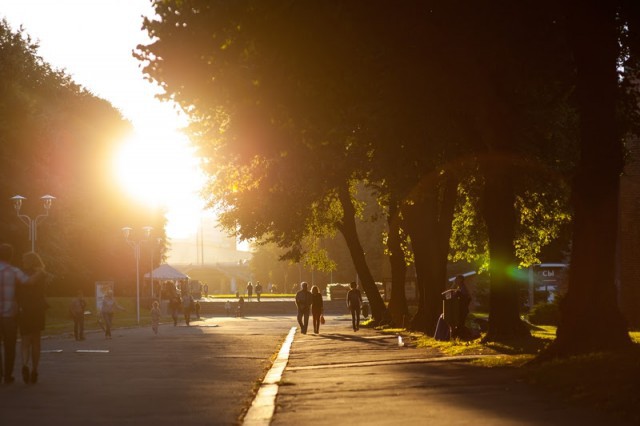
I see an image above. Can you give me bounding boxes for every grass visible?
[45,297,156,337]
[208,293,295,299]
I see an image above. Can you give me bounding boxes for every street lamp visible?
[122,226,153,324]
[150,237,161,300]
[11,194,56,252]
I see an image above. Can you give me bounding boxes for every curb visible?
[243,326,297,426]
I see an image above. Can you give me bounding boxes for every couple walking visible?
[294,282,324,334]
[0,243,48,384]
[295,281,364,334]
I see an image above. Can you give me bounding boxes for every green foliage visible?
[450,178,571,270]
[515,191,571,267]
[136,2,628,339]
[449,179,489,267]
[528,301,561,326]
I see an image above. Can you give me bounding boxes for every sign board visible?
[528,264,568,307]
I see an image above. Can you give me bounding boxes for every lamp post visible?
[122,226,153,324]
[11,195,56,252]
[150,237,161,300]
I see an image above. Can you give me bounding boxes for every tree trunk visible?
[482,168,529,341]
[386,201,409,327]
[542,1,632,358]
[404,198,431,333]
[337,183,387,323]
[405,172,458,335]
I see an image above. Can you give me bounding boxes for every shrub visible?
[528,301,560,326]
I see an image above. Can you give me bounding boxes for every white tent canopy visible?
[144,264,189,280]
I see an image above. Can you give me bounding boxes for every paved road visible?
[4,314,629,426]
[0,315,296,426]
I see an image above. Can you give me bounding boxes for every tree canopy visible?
[0,20,166,295]
[137,1,639,355]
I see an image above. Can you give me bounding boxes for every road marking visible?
[243,326,296,426]
[75,350,110,353]
[41,349,63,353]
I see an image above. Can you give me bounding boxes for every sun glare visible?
[114,129,206,238]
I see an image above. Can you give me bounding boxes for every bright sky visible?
[0,0,208,241]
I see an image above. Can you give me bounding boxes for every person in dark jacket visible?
[17,251,48,384]
[346,282,363,332]
[69,290,86,341]
[295,282,312,334]
[246,282,253,301]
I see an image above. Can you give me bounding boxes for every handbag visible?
[320,315,325,324]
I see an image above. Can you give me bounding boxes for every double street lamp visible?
[11,194,56,252]
[122,226,153,324]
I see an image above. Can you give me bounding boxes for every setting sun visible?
[114,129,206,238]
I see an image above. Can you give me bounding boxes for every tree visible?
[542,0,634,358]
[137,1,395,321]
[136,1,587,334]
[0,20,166,295]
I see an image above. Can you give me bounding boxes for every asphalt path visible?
[0,315,296,426]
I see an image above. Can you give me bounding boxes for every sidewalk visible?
[259,317,627,426]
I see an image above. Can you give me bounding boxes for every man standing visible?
[295,282,312,334]
[0,243,32,384]
[246,282,253,301]
[255,282,262,302]
[182,292,194,326]
[347,282,363,332]
[69,290,87,341]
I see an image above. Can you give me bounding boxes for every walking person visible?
[237,297,245,317]
[69,290,86,341]
[182,292,194,326]
[194,300,201,319]
[100,291,124,339]
[295,282,312,334]
[169,293,180,326]
[347,282,363,332]
[225,300,231,316]
[18,251,49,384]
[246,282,253,301]
[150,300,161,335]
[255,282,262,302]
[0,244,43,384]
[310,285,324,334]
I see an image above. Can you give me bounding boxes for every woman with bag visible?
[310,285,324,334]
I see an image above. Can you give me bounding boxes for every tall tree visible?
[543,0,634,358]
[136,1,398,320]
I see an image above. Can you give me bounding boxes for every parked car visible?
[326,283,350,300]
[326,282,386,301]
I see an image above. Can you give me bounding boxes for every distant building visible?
[177,263,251,295]
[168,216,252,265]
